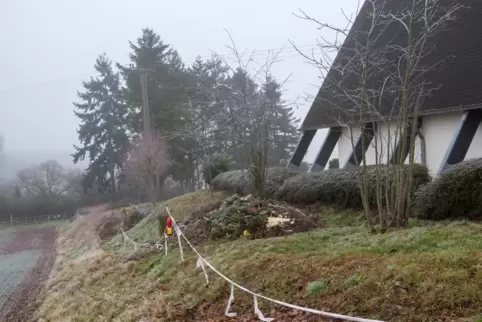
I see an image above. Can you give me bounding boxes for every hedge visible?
[211,167,299,197]
[274,164,431,209]
[413,158,482,220]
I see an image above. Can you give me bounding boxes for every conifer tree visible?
[73,54,130,193]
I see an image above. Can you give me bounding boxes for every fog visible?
[1,0,357,179]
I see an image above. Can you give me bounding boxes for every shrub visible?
[306,280,328,296]
[329,158,339,169]
[206,196,279,240]
[344,274,363,288]
[202,153,235,185]
[204,195,317,241]
[211,167,298,197]
[275,164,431,209]
[413,158,482,220]
[207,202,269,240]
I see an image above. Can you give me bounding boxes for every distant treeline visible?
[0,193,123,223]
[0,184,189,223]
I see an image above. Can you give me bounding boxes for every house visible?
[288,0,482,176]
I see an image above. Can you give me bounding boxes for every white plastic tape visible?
[196,256,209,285]
[164,233,168,256]
[254,295,274,322]
[166,208,385,322]
[225,283,237,317]
[174,223,184,261]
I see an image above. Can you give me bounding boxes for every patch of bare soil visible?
[0,226,57,322]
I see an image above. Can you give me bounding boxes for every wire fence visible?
[0,213,74,227]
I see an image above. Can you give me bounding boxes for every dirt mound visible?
[97,208,144,242]
[181,195,320,244]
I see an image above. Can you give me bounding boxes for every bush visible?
[413,159,482,220]
[275,164,431,209]
[207,200,270,240]
[211,167,298,197]
[329,158,339,169]
[204,195,317,240]
[202,153,235,185]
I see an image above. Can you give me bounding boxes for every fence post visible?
[48,214,50,222]
[34,217,37,224]
[10,215,13,226]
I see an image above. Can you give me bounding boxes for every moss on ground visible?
[37,191,482,322]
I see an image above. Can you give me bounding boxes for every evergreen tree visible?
[185,56,230,187]
[73,54,130,193]
[219,68,260,167]
[262,77,299,165]
[119,28,194,189]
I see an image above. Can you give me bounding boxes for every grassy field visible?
[37,191,482,322]
[0,225,58,320]
[0,250,41,309]
[0,220,68,231]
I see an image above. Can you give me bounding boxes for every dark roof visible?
[301,0,482,130]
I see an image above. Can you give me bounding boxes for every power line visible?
[0,44,321,95]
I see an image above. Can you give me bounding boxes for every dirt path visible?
[0,226,57,322]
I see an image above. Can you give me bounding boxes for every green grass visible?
[38,192,482,322]
[258,220,482,256]
[0,220,68,231]
[306,279,328,296]
[344,274,363,288]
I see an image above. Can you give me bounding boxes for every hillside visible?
[36,191,482,322]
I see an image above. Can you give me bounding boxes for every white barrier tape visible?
[164,233,168,256]
[196,256,209,285]
[254,295,274,322]
[225,283,237,317]
[166,211,385,322]
[166,207,185,261]
[174,223,184,262]
[120,228,156,251]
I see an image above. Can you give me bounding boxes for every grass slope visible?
[105,190,228,249]
[37,192,482,322]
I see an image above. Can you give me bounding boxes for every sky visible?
[0,0,357,171]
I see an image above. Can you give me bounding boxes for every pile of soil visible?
[97,208,145,242]
[180,195,320,245]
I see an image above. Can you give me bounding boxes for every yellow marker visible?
[243,230,250,237]
[167,217,173,235]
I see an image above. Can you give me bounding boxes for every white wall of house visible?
[337,111,482,175]
[338,122,422,167]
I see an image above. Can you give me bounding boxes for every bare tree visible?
[124,131,170,204]
[213,33,296,197]
[17,160,76,197]
[171,35,297,197]
[294,0,465,229]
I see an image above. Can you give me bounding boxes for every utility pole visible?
[139,70,151,137]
